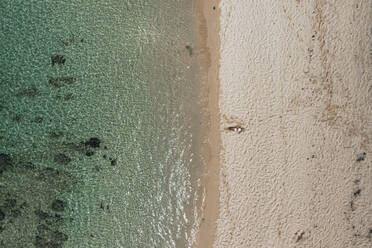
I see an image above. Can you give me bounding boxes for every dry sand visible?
[211,0,372,248]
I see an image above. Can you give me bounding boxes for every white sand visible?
[215,1,372,247]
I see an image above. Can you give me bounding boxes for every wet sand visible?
[193,0,221,247]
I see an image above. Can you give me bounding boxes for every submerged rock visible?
[51,55,66,66]
[84,137,101,148]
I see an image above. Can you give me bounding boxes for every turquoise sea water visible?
[0,1,202,247]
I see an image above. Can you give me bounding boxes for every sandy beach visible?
[197,0,372,247]
[193,0,221,247]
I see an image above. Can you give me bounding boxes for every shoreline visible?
[193,0,221,247]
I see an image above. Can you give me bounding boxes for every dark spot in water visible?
[16,87,38,98]
[33,117,44,123]
[0,153,12,174]
[185,45,193,56]
[103,155,107,159]
[51,55,66,66]
[12,114,23,122]
[35,224,68,248]
[49,131,64,139]
[18,161,35,172]
[100,202,104,210]
[34,210,51,220]
[51,200,66,212]
[48,77,75,87]
[19,201,28,209]
[85,137,101,148]
[110,158,117,166]
[354,189,361,197]
[104,146,108,150]
[54,153,71,165]
[0,209,5,221]
[38,167,78,192]
[356,152,366,162]
[85,150,94,157]
[10,209,21,218]
[56,93,73,101]
[61,34,85,46]
[4,198,17,209]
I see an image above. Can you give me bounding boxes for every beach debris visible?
[226,125,245,134]
[51,55,66,66]
[353,189,361,197]
[295,230,305,242]
[356,152,366,162]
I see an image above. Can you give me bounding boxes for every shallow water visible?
[0,1,202,247]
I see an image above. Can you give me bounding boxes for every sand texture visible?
[215,1,372,247]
